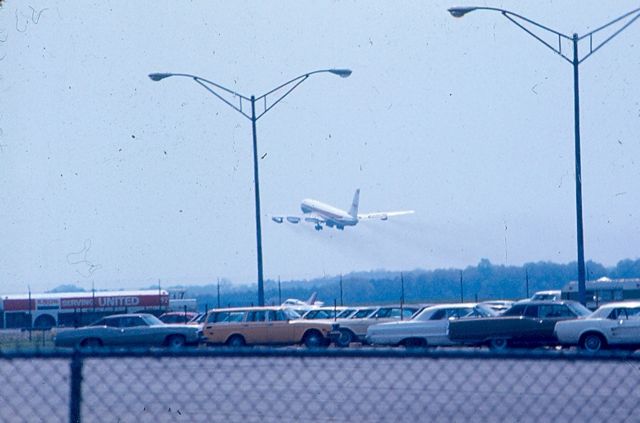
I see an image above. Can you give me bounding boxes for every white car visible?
[366,303,496,348]
[554,301,640,352]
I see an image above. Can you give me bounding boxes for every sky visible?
[1,1,639,295]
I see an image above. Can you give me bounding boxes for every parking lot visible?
[2,348,640,422]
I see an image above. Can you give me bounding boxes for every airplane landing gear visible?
[314,224,323,231]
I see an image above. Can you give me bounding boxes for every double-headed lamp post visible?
[149,69,352,306]
[449,6,640,306]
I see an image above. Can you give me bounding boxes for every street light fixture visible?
[449,6,640,305]
[149,68,352,306]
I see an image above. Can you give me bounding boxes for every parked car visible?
[301,307,347,320]
[366,303,497,347]
[448,300,591,350]
[53,313,200,348]
[159,311,199,324]
[523,290,562,302]
[481,300,514,314]
[201,307,340,347]
[555,301,640,352]
[322,305,421,347]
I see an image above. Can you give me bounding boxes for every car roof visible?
[515,300,575,306]
[422,303,479,310]
[102,313,154,319]
[596,301,640,309]
[207,306,288,313]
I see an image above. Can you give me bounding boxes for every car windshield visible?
[475,304,499,317]
[141,314,164,325]
[566,302,592,317]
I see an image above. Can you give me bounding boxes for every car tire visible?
[335,329,355,348]
[488,338,509,351]
[303,330,327,348]
[226,335,246,348]
[80,338,102,348]
[166,335,186,348]
[580,333,605,353]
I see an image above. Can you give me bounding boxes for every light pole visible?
[448,6,640,306]
[149,69,351,306]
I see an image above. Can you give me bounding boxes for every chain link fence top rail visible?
[1,348,640,423]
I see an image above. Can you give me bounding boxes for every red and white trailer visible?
[0,290,170,328]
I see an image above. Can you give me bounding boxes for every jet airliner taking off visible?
[271,189,414,231]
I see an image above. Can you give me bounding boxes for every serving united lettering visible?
[60,296,141,309]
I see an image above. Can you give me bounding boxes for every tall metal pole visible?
[250,96,265,306]
[459,271,464,303]
[400,272,405,320]
[525,268,530,298]
[339,274,344,306]
[572,33,587,306]
[448,7,640,307]
[278,276,282,305]
[217,278,221,308]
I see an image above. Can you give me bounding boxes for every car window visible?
[161,315,179,324]
[309,310,333,319]
[523,306,539,318]
[120,316,146,327]
[373,308,392,318]
[402,308,417,319]
[209,311,245,323]
[91,318,107,327]
[337,309,356,318]
[303,310,318,319]
[429,309,447,320]
[352,309,375,319]
[609,308,628,320]
[539,305,573,318]
[206,312,222,323]
[502,304,526,317]
[246,311,267,322]
[104,318,120,327]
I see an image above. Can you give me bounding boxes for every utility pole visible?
[339,274,344,306]
[217,278,221,308]
[459,271,464,303]
[278,276,282,305]
[400,272,405,320]
[525,268,530,298]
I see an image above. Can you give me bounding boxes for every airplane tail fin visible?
[307,292,318,305]
[348,189,360,218]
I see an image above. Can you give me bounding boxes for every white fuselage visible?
[300,199,358,227]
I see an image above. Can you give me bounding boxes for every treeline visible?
[183,258,640,309]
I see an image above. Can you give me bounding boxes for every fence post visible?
[69,351,84,423]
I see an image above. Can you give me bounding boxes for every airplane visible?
[281,293,323,308]
[271,189,414,231]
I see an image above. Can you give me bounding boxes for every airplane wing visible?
[271,214,326,225]
[357,210,415,221]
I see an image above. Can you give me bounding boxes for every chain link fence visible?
[1,347,640,422]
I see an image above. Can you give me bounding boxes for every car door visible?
[266,310,295,344]
[422,308,452,344]
[93,317,123,346]
[242,310,269,344]
[117,316,154,346]
[610,307,640,344]
[536,305,574,343]
[203,311,246,344]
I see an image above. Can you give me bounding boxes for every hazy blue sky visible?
[1,1,639,294]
